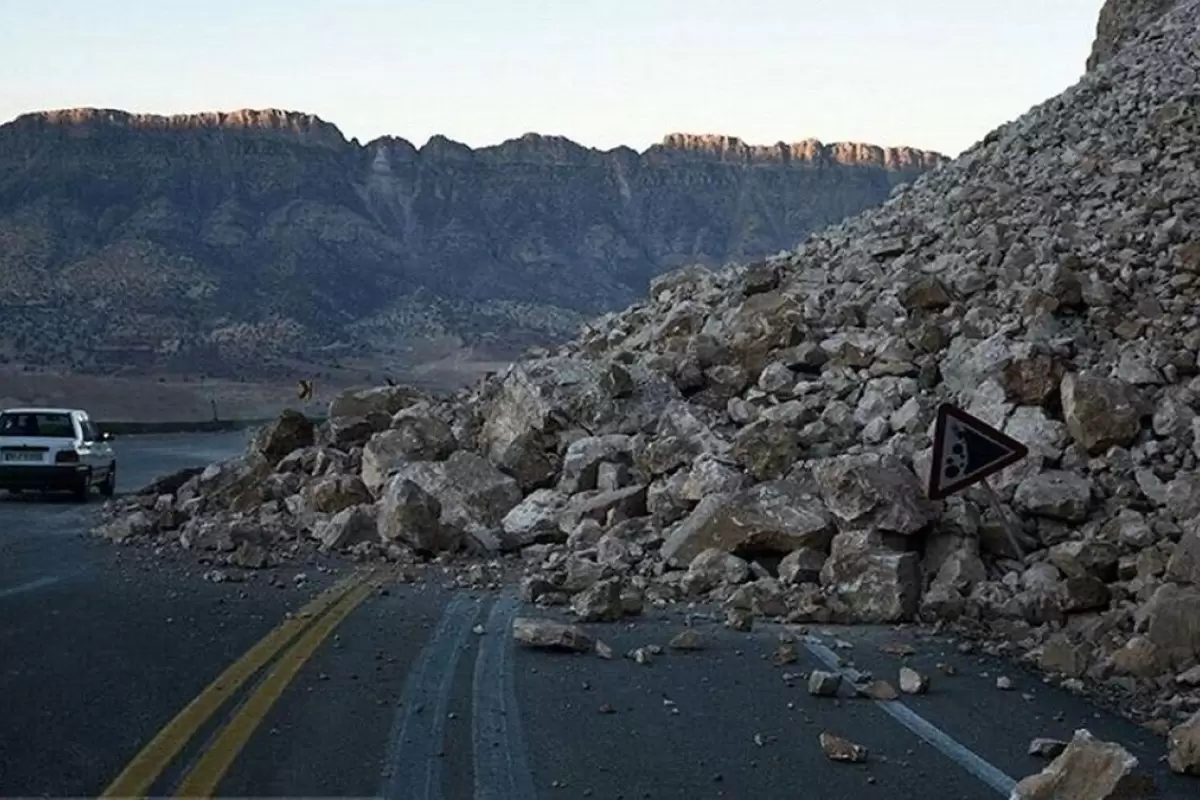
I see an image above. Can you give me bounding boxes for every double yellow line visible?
[101,567,384,799]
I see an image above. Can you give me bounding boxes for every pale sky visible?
[0,0,1106,157]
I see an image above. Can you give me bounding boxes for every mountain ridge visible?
[0,106,946,380]
[4,107,946,170]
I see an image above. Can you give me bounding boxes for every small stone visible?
[1028,738,1068,759]
[899,667,930,695]
[808,670,843,697]
[859,680,899,700]
[669,629,705,650]
[820,732,868,763]
[997,676,1013,690]
[772,643,798,666]
[512,618,594,652]
[724,607,754,631]
[880,642,916,657]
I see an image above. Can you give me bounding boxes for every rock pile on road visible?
[97,0,1200,770]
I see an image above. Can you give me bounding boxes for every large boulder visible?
[378,478,452,552]
[731,420,801,481]
[315,504,379,551]
[476,357,678,474]
[361,417,457,497]
[1060,373,1143,455]
[390,451,523,545]
[637,402,731,476]
[301,475,372,515]
[811,454,934,535]
[1013,471,1095,522]
[557,435,634,494]
[1166,521,1200,585]
[820,531,921,623]
[1010,729,1154,799]
[1135,583,1200,670]
[1168,710,1200,776]
[499,490,569,550]
[661,479,834,568]
[252,410,314,464]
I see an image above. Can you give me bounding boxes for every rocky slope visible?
[0,110,942,377]
[1087,0,1179,70]
[94,0,1200,780]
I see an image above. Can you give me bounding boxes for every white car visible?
[0,407,117,501]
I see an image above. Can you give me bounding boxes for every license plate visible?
[3,451,42,462]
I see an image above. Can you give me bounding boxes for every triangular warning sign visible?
[927,403,1029,500]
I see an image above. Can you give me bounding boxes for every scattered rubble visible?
[94,0,1200,771]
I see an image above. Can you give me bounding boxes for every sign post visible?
[927,403,1030,559]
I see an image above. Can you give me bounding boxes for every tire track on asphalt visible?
[471,593,535,800]
[380,593,483,800]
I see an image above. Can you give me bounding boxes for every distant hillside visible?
[0,108,946,377]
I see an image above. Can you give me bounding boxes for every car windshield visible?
[0,413,75,438]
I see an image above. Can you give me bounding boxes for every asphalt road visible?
[0,432,1196,799]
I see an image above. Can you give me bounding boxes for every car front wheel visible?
[100,463,116,498]
[73,470,91,503]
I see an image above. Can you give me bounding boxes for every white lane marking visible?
[380,594,482,800]
[804,637,1017,797]
[0,575,60,599]
[472,594,536,800]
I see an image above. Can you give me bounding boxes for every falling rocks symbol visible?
[928,403,1028,500]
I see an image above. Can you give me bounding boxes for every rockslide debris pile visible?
[99,0,1200,773]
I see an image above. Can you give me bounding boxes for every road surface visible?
[0,431,1194,799]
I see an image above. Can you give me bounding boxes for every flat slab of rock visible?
[512,617,595,652]
[661,479,834,568]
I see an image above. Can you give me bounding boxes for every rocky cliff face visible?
[0,110,943,376]
[1087,0,1179,70]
